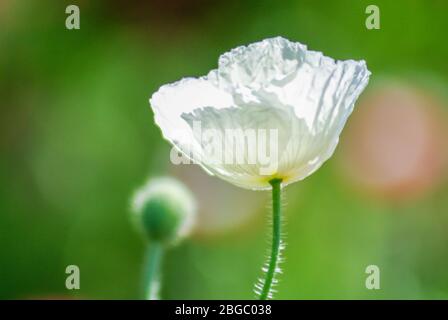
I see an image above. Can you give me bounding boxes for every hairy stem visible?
[143,243,163,300]
[259,178,282,300]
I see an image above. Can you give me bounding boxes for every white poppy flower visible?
[150,37,370,190]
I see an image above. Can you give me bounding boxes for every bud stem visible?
[259,178,283,300]
[143,243,164,300]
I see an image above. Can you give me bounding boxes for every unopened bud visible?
[132,177,196,245]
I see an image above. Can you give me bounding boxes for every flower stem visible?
[143,243,163,300]
[259,178,282,300]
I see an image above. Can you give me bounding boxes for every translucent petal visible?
[150,77,233,172]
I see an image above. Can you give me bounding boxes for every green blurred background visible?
[1,0,447,299]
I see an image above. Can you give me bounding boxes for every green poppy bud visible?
[132,177,196,245]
